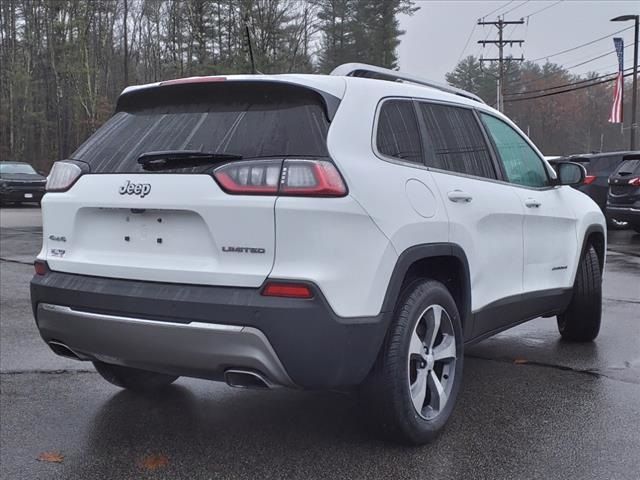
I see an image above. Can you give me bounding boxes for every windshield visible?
[0,163,37,175]
[72,82,332,173]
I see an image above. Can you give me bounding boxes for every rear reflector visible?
[34,260,49,276]
[213,159,346,197]
[628,177,640,186]
[262,282,313,299]
[583,175,596,185]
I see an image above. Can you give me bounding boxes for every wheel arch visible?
[381,244,472,336]
[580,224,606,272]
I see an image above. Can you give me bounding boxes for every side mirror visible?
[555,161,585,186]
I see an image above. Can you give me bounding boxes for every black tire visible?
[359,279,463,445]
[93,361,178,392]
[557,245,602,342]
[631,224,640,234]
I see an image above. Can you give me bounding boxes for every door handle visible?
[447,190,473,203]
[525,198,541,208]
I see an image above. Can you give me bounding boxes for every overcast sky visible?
[397,0,638,83]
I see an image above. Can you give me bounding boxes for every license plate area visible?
[123,210,168,245]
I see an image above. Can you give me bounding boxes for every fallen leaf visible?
[37,452,64,463]
[138,453,169,471]
[514,359,528,365]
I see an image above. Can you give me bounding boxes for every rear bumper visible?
[0,188,44,202]
[606,206,640,224]
[30,271,390,389]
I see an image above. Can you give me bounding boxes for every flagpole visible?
[611,15,639,150]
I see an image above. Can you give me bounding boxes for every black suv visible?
[0,161,47,206]
[607,155,640,233]
[561,151,634,228]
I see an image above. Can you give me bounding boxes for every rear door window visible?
[375,99,423,164]
[71,82,332,173]
[417,102,496,179]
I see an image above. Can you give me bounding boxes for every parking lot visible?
[1,205,639,480]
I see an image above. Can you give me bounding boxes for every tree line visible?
[0,0,416,170]
[446,55,636,155]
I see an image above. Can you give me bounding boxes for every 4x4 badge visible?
[119,180,151,198]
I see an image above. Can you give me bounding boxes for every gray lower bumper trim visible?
[37,303,295,387]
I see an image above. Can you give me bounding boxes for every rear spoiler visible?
[116,79,341,122]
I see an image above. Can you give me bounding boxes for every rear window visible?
[71,82,332,173]
[588,155,623,175]
[613,159,640,176]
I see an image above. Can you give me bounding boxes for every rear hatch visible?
[608,157,640,207]
[41,80,337,287]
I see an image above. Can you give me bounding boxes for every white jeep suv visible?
[31,63,605,444]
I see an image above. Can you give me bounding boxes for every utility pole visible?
[478,18,525,112]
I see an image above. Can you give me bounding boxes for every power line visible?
[500,0,530,17]
[458,23,478,62]
[529,25,633,62]
[505,71,633,102]
[482,1,516,20]
[523,0,563,19]
[509,41,632,89]
[505,66,634,96]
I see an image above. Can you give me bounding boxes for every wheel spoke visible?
[433,334,456,362]
[410,368,428,413]
[425,305,442,349]
[409,331,424,357]
[427,370,447,412]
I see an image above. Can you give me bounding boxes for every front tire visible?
[557,245,602,342]
[93,361,178,392]
[360,279,463,445]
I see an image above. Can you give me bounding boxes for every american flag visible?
[608,37,624,124]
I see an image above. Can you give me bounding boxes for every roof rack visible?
[330,63,484,104]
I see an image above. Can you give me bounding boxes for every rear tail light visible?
[213,159,346,197]
[628,177,640,186]
[34,260,49,276]
[46,161,83,192]
[583,175,596,185]
[262,282,313,299]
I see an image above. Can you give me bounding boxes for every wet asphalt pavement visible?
[1,206,639,480]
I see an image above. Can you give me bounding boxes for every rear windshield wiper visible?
[137,150,242,171]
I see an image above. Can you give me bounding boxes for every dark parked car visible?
[607,155,640,233]
[0,161,47,206]
[555,151,636,228]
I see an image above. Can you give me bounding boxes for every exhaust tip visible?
[224,369,272,390]
[48,341,82,360]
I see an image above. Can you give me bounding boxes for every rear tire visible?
[557,245,602,342]
[93,361,178,392]
[359,279,463,445]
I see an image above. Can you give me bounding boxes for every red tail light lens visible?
[583,175,596,185]
[628,177,640,186]
[262,282,313,299]
[34,260,49,276]
[213,159,346,197]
